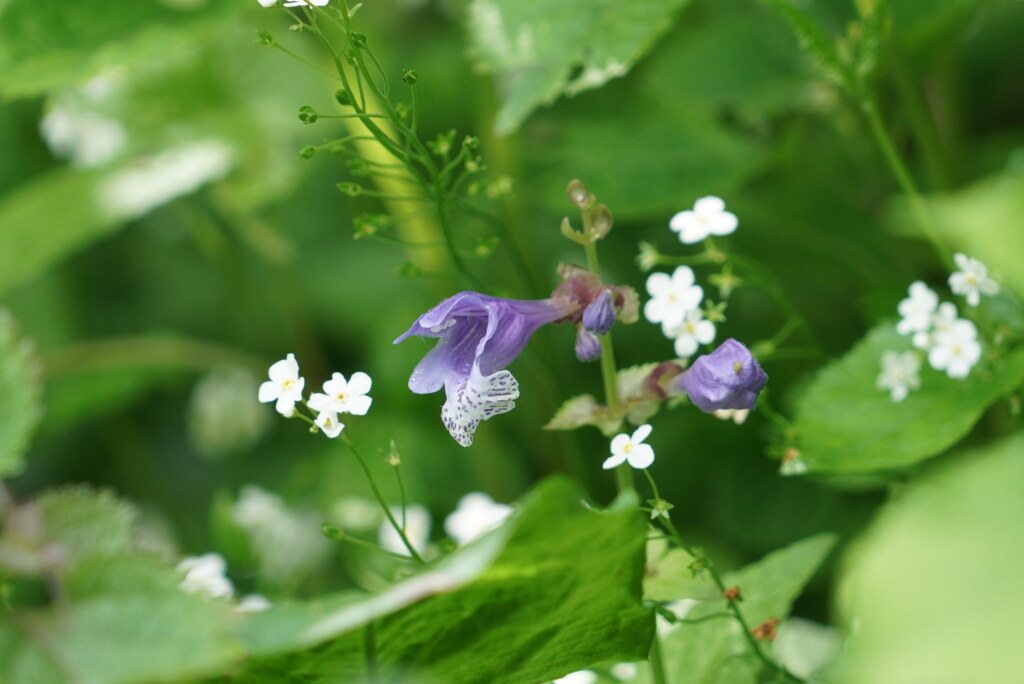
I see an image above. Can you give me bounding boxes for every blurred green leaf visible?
[0,310,42,478]
[36,485,136,563]
[792,324,1024,473]
[239,476,651,683]
[0,0,236,98]
[467,0,691,133]
[762,0,855,92]
[835,431,1024,683]
[890,172,1024,300]
[653,533,836,684]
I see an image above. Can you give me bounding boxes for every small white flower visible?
[177,553,234,600]
[257,0,277,6]
[378,504,431,557]
[912,301,958,350]
[644,266,704,328]
[610,662,639,681]
[712,408,750,424]
[949,253,999,307]
[663,308,716,357]
[603,424,655,470]
[331,496,380,532]
[896,281,939,335]
[282,0,329,6]
[553,672,598,684]
[876,350,922,402]
[235,594,273,613]
[443,492,513,545]
[309,371,372,416]
[314,410,345,438]
[928,319,981,379]
[779,457,808,476]
[669,196,738,244]
[258,353,305,416]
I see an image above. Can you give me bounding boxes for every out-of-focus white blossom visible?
[177,553,234,599]
[258,353,305,416]
[669,196,738,244]
[896,282,938,336]
[876,350,922,402]
[928,319,981,379]
[443,492,513,545]
[949,253,999,307]
[378,504,431,557]
[644,266,703,329]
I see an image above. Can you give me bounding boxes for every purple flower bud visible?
[575,327,602,362]
[582,289,616,335]
[677,339,767,412]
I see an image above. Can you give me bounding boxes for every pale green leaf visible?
[0,310,43,478]
[835,432,1024,683]
[36,485,137,562]
[651,533,836,684]
[792,324,1024,473]
[467,0,691,133]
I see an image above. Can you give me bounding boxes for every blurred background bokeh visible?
[2,0,1023,640]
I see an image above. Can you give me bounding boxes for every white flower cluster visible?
[257,353,372,438]
[376,492,514,558]
[233,485,330,586]
[669,196,738,244]
[878,254,998,402]
[644,266,716,358]
[176,552,270,613]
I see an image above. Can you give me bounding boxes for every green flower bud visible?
[255,29,276,47]
[401,69,418,85]
[335,89,353,106]
[336,182,362,196]
[297,146,316,160]
[298,105,318,123]
[349,32,367,49]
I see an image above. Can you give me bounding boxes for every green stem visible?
[649,626,669,684]
[860,95,952,269]
[364,621,379,684]
[583,240,633,495]
[658,516,802,683]
[341,434,426,565]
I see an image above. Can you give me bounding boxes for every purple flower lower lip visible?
[677,338,767,412]
[395,291,575,445]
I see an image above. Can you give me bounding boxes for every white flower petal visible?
[602,453,627,470]
[347,371,372,396]
[610,433,632,455]
[694,196,725,215]
[258,380,279,403]
[627,444,655,469]
[631,423,653,444]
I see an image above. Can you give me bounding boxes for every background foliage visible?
[1,0,1023,682]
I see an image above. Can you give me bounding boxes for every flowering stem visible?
[655,513,802,683]
[860,94,953,270]
[340,434,426,565]
[583,241,634,495]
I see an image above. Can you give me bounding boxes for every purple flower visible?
[575,327,602,362]
[395,292,575,446]
[582,289,616,335]
[677,339,767,412]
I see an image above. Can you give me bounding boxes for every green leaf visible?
[0,168,117,298]
[835,432,1024,683]
[762,0,855,92]
[36,485,137,562]
[239,477,652,684]
[0,0,237,98]
[544,393,616,434]
[651,534,836,684]
[467,0,691,133]
[792,324,1024,473]
[0,310,43,478]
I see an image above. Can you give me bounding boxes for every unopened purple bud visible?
[677,339,767,412]
[575,328,602,362]
[582,289,616,335]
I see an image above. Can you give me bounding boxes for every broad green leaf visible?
[651,533,836,684]
[835,432,1024,683]
[889,173,1024,300]
[0,168,118,298]
[792,324,1024,473]
[0,0,237,98]
[467,0,691,133]
[36,485,136,562]
[763,0,855,92]
[50,557,243,684]
[238,476,651,684]
[0,310,42,478]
